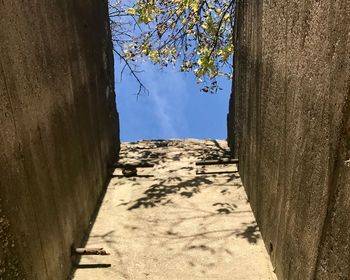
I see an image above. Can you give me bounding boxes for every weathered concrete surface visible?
[0,1,119,279]
[72,140,276,280]
[229,1,350,279]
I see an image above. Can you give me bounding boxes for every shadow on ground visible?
[127,176,213,210]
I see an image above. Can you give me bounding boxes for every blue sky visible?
[115,61,231,142]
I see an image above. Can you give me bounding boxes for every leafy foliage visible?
[109,0,236,94]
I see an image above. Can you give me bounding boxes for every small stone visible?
[122,167,137,177]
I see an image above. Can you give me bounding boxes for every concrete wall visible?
[229,0,350,279]
[0,1,119,279]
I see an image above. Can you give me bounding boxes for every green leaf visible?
[126,8,136,15]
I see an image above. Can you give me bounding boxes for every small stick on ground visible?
[73,248,110,256]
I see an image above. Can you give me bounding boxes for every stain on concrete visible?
[0,200,24,279]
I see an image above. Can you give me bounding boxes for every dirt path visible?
[72,140,275,280]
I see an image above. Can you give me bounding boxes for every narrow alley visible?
[72,140,275,280]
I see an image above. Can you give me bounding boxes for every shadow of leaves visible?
[127,176,213,210]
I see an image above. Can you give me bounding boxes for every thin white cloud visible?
[141,63,190,138]
[150,91,178,138]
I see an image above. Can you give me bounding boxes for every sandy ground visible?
[72,140,276,280]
